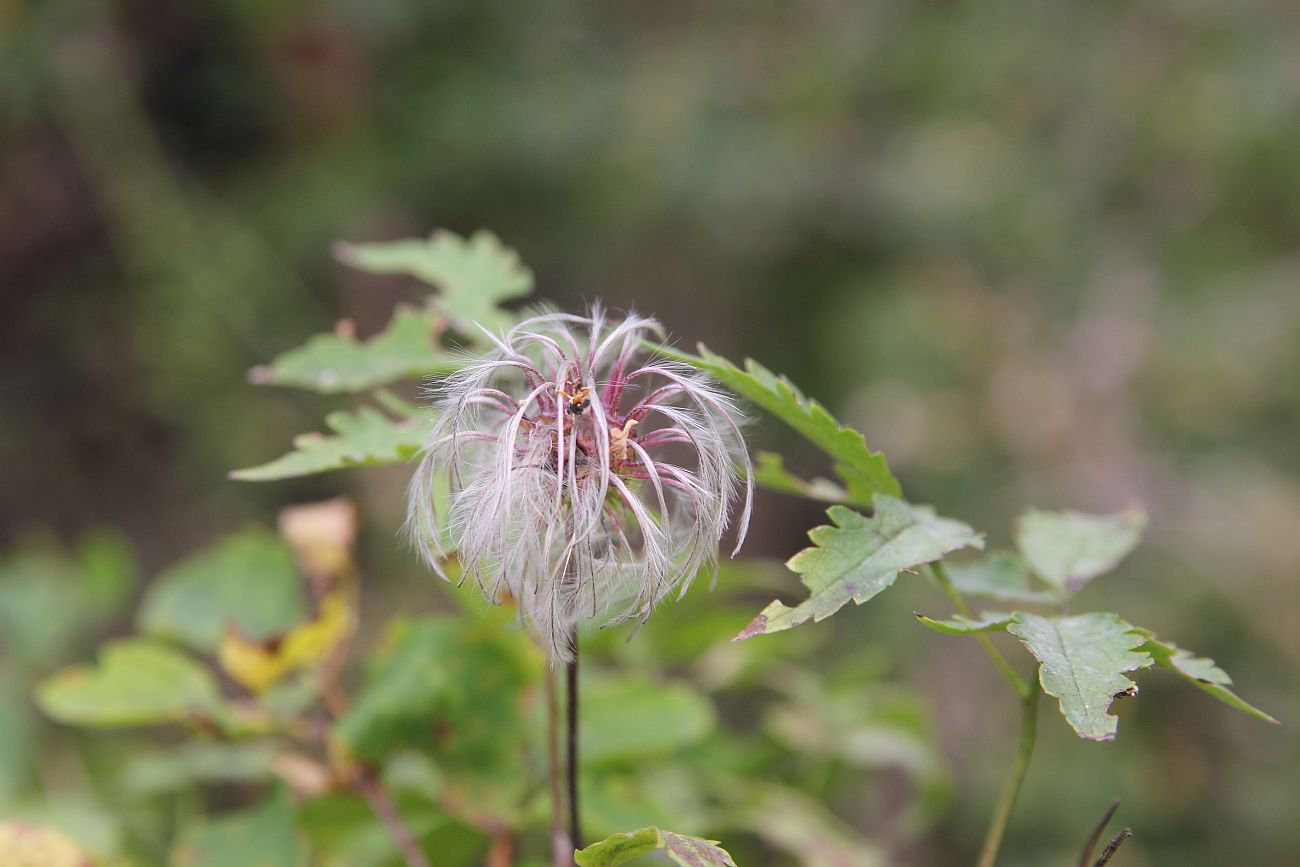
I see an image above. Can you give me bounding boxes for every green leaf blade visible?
[1135,630,1279,725]
[336,229,532,334]
[1008,612,1152,741]
[1015,507,1146,597]
[945,551,1053,604]
[138,529,307,653]
[915,611,1013,635]
[231,408,432,481]
[36,640,222,728]
[735,495,982,640]
[753,451,849,503]
[581,677,716,766]
[171,790,307,867]
[658,345,900,504]
[575,828,737,867]
[248,306,459,394]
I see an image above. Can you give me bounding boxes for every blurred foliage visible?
[3,0,1299,864]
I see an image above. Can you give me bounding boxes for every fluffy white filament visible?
[406,305,753,662]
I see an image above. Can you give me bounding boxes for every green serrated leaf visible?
[171,789,307,867]
[36,639,223,727]
[137,529,307,653]
[657,345,899,504]
[1015,507,1146,597]
[336,229,533,334]
[248,306,459,393]
[231,407,432,481]
[575,827,737,867]
[735,495,982,640]
[582,677,716,766]
[753,451,849,503]
[1008,612,1152,741]
[945,551,1054,604]
[1134,629,1279,725]
[915,611,1013,635]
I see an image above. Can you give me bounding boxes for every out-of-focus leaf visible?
[575,827,737,867]
[230,408,432,482]
[219,587,354,693]
[657,345,899,504]
[581,676,715,766]
[118,743,277,796]
[334,616,540,825]
[915,611,1013,635]
[763,674,948,834]
[753,451,849,503]
[36,640,223,728]
[138,529,307,654]
[1014,507,1146,597]
[735,496,982,640]
[0,821,94,867]
[248,306,459,393]
[1134,629,1279,724]
[945,551,1053,604]
[0,531,136,671]
[583,767,711,843]
[0,672,35,801]
[336,229,532,334]
[726,785,886,867]
[170,790,306,867]
[1008,612,1152,741]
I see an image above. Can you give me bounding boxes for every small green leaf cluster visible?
[666,344,1276,744]
[232,229,533,482]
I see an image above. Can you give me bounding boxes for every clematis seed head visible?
[406,305,753,662]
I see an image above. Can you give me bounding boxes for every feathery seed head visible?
[406,305,753,662]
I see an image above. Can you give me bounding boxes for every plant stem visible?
[546,664,571,867]
[566,629,582,853]
[929,562,1029,698]
[976,684,1039,867]
[355,770,431,867]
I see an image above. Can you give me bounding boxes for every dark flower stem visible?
[546,665,571,867]
[566,629,582,853]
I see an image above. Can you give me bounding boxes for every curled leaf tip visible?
[732,613,768,642]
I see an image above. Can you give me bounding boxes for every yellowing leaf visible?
[219,589,355,693]
[0,822,94,867]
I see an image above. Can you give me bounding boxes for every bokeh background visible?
[3,0,1298,865]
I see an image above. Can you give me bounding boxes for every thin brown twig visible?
[486,828,514,867]
[1078,799,1122,867]
[355,770,431,867]
[1094,828,1133,866]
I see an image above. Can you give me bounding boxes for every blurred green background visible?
[2,0,1298,864]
